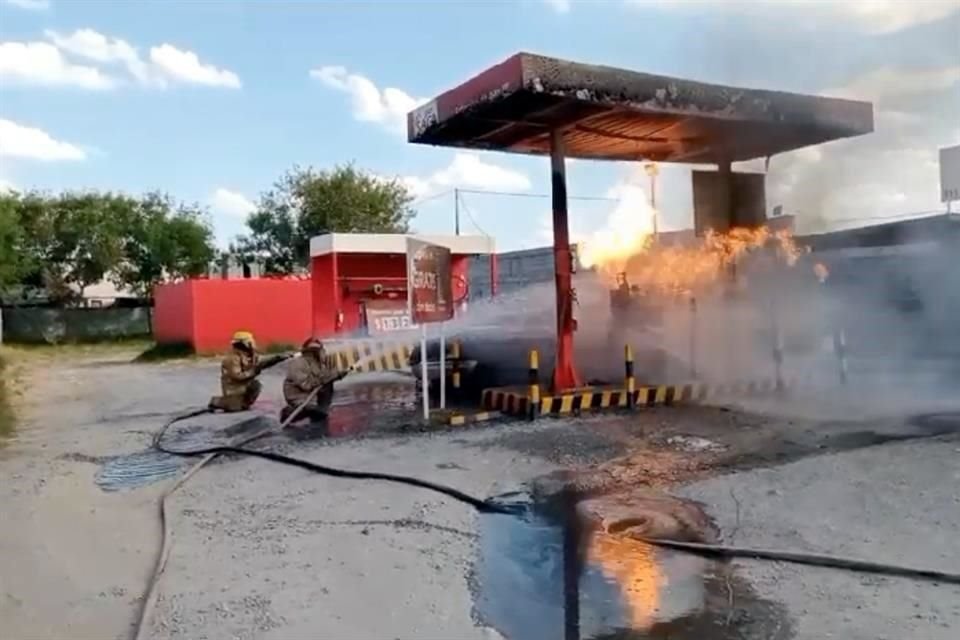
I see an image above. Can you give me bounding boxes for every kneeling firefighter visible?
[281,338,346,424]
[209,331,291,412]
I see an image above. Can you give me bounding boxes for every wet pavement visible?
[95,376,423,491]
[473,494,791,640]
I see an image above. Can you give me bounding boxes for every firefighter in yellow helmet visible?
[281,337,345,424]
[209,331,290,412]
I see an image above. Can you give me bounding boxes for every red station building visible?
[153,232,495,352]
[309,232,495,337]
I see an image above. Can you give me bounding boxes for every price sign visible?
[365,301,414,335]
[406,238,454,324]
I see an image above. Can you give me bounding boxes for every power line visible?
[827,210,945,224]
[453,188,617,202]
[456,193,490,237]
[410,189,453,207]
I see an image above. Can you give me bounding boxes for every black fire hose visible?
[136,389,960,638]
[154,435,515,515]
[135,375,516,640]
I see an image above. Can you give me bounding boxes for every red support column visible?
[550,130,581,391]
[490,252,499,298]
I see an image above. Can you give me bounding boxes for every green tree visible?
[238,164,414,274]
[0,190,215,302]
[0,193,29,297]
[9,191,132,302]
[113,192,216,296]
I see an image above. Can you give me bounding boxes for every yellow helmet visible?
[232,330,256,349]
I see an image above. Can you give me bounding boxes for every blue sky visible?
[1,0,958,251]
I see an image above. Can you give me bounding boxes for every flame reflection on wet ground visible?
[473,496,791,640]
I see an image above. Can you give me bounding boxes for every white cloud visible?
[824,65,960,102]
[0,118,86,161]
[3,0,50,10]
[543,0,572,13]
[310,65,426,134]
[149,43,241,89]
[1,29,240,90]
[401,152,532,199]
[44,28,151,85]
[208,188,256,248]
[625,0,959,34]
[210,187,256,218]
[0,177,18,192]
[0,41,114,89]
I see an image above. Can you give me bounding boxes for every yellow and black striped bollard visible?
[625,344,636,408]
[528,348,540,420]
[451,339,462,399]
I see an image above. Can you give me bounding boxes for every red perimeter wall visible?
[153,278,312,353]
[153,280,194,344]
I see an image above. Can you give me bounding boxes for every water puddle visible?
[94,378,422,490]
[474,495,790,640]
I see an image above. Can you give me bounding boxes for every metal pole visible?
[454,188,460,236]
[772,298,784,391]
[650,172,658,239]
[561,487,581,640]
[689,296,698,379]
[439,322,446,410]
[550,129,580,391]
[420,323,429,420]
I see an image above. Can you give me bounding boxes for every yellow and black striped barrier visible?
[326,339,414,373]
[446,410,502,426]
[481,373,814,418]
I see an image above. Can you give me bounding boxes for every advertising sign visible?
[364,300,414,335]
[692,170,766,235]
[406,237,454,324]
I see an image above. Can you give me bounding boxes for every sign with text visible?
[364,300,414,335]
[406,237,454,324]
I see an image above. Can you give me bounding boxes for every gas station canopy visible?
[407,52,873,163]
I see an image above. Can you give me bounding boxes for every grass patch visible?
[0,351,15,441]
[133,341,197,362]
[6,337,154,356]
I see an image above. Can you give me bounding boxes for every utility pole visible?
[644,162,659,240]
[454,188,460,236]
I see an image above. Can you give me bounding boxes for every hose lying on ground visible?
[159,443,513,514]
[639,537,960,586]
[135,373,514,640]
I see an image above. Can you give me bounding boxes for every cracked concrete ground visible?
[1,347,958,639]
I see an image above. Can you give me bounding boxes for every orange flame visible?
[589,226,803,297]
